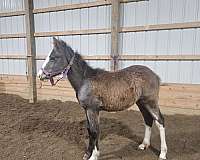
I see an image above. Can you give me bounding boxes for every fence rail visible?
[1,54,200,61]
[1,21,200,39]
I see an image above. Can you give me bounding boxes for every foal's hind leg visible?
[136,100,153,150]
[145,100,168,160]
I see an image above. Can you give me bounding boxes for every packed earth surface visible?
[0,93,200,160]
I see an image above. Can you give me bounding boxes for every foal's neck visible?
[67,53,103,92]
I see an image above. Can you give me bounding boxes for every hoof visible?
[138,143,150,150]
[158,155,167,160]
[158,158,166,160]
[83,152,99,160]
[83,153,90,160]
[159,151,167,160]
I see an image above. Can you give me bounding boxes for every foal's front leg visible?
[83,108,100,160]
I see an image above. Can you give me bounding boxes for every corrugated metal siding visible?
[34,3,111,71]
[119,60,198,84]
[120,0,200,84]
[0,0,26,76]
[0,0,200,84]
[33,0,97,9]
[121,0,200,26]
[0,0,24,13]
[0,59,26,75]
[120,29,200,55]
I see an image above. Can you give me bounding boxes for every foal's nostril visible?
[38,73,46,81]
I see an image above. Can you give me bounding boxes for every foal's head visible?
[38,37,75,85]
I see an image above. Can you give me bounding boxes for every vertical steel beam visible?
[111,0,120,71]
[24,0,37,103]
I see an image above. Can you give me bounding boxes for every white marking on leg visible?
[155,121,167,160]
[139,124,151,150]
[37,51,51,77]
[88,146,100,160]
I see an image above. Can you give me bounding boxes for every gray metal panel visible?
[0,16,25,34]
[184,0,199,22]
[0,37,26,75]
[0,38,26,55]
[121,28,200,55]
[72,35,81,52]
[0,0,24,12]
[65,10,73,30]
[34,5,111,32]
[157,0,171,24]
[80,8,89,29]
[0,59,26,75]
[35,37,51,56]
[35,33,111,62]
[120,27,200,84]
[88,60,110,71]
[178,61,193,83]
[36,60,44,73]
[0,0,199,84]
[36,59,110,74]
[120,60,200,84]
[72,9,81,30]
[181,29,196,55]
[33,0,100,9]
[34,0,49,9]
[192,61,200,84]
[195,28,200,55]
[80,35,89,55]
[122,0,200,26]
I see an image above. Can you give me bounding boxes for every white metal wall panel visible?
[120,28,200,84]
[121,0,200,26]
[33,0,99,9]
[120,1,200,85]
[36,59,110,74]
[0,59,26,75]
[0,38,26,75]
[0,0,26,76]
[192,61,200,84]
[34,6,111,32]
[35,37,51,56]
[120,60,199,84]
[0,16,25,34]
[0,0,24,12]
[35,33,111,69]
[195,28,200,54]
[34,3,111,72]
[36,60,44,73]
[0,0,200,84]
[88,60,110,71]
[0,39,26,54]
[35,34,110,55]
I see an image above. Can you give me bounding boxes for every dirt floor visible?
[0,93,200,160]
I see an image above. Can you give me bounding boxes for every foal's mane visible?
[61,40,106,78]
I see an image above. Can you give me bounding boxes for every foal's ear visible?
[53,37,60,47]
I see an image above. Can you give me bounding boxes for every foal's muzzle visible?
[38,73,48,81]
[38,69,50,81]
[38,68,61,86]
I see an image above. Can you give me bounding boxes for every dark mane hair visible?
[60,40,106,91]
[60,40,106,79]
[73,52,106,78]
